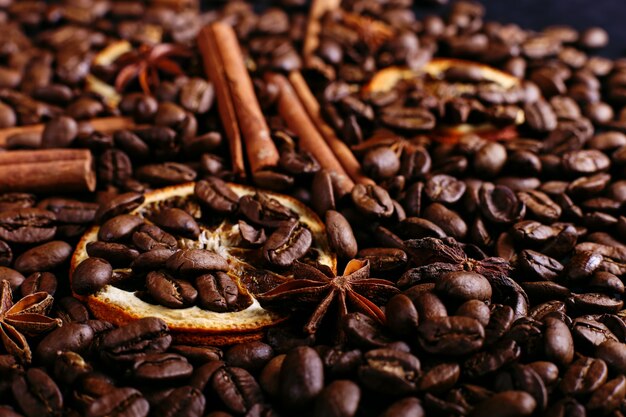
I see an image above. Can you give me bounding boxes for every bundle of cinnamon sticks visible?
[198,21,372,196]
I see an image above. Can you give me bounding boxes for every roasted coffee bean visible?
[166,249,229,276]
[325,210,358,259]
[211,366,263,414]
[14,241,72,275]
[53,351,92,386]
[136,163,197,186]
[37,198,98,224]
[36,323,93,364]
[20,272,56,296]
[98,149,132,187]
[0,241,12,267]
[470,391,536,417]
[225,341,274,373]
[171,345,223,365]
[40,116,77,148]
[132,224,178,252]
[586,375,626,415]
[0,208,56,244]
[85,387,149,417]
[362,147,400,179]
[194,178,238,214]
[596,340,626,374]
[351,184,394,218]
[146,271,197,309]
[386,294,419,338]
[358,348,420,395]
[572,317,618,349]
[11,368,63,417]
[417,316,484,356]
[101,317,171,363]
[263,221,312,267]
[544,316,574,366]
[517,190,561,223]
[479,184,525,224]
[569,292,624,314]
[259,354,285,397]
[464,339,521,378]
[422,203,467,240]
[456,300,491,326]
[0,267,25,291]
[130,353,193,382]
[357,248,407,274]
[180,77,214,114]
[408,291,448,321]
[55,296,89,324]
[86,241,139,268]
[435,271,492,302]
[132,248,176,273]
[518,250,563,281]
[424,174,466,204]
[379,397,424,417]
[98,214,144,243]
[0,193,35,211]
[398,217,446,240]
[95,192,145,223]
[280,346,324,410]
[155,385,206,417]
[150,208,200,239]
[313,380,360,417]
[564,250,603,281]
[561,356,607,396]
[196,272,247,312]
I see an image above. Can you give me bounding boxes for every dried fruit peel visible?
[71,182,336,345]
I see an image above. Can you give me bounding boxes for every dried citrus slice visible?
[363,58,524,143]
[70,182,336,345]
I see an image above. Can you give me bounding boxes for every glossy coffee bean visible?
[71,257,112,296]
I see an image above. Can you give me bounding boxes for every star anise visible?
[257,259,399,335]
[114,43,192,95]
[342,13,394,52]
[0,280,62,363]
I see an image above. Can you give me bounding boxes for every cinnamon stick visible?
[0,149,96,193]
[266,72,354,195]
[303,0,341,74]
[206,22,280,178]
[0,116,135,148]
[197,26,246,178]
[288,71,375,187]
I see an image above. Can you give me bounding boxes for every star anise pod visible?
[257,259,399,335]
[342,13,394,52]
[0,280,62,363]
[114,43,192,95]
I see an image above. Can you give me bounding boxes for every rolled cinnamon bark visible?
[266,72,354,195]
[210,22,280,177]
[0,149,96,193]
[0,116,135,148]
[197,26,246,178]
[288,71,375,187]
[303,0,342,74]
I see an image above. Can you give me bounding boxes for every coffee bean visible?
[151,208,200,239]
[470,391,536,417]
[98,214,144,243]
[0,267,25,291]
[561,356,608,396]
[435,271,492,302]
[386,294,419,338]
[101,317,171,363]
[195,272,242,312]
[596,340,626,374]
[12,368,63,417]
[417,316,484,356]
[211,367,263,414]
[456,300,491,326]
[544,316,574,366]
[313,380,360,417]
[20,272,56,296]
[358,348,420,395]
[225,341,274,373]
[37,198,98,224]
[155,385,206,417]
[194,178,239,214]
[351,184,394,218]
[586,375,626,415]
[41,116,77,148]
[36,323,93,364]
[130,353,193,382]
[0,208,56,244]
[325,210,358,259]
[479,184,525,224]
[280,347,324,410]
[14,241,72,275]
[263,221,312,267]
[86,241,139,268]
[95,193,145,224]
[0,241,12,267]
[85,387,149,417]
[166,249,229,276]
[55,296,89,324]
[136,163,197,186]
[146,271,197,309]
[131,249,176,273]
[132,224,177,252]
[380,397,424,417]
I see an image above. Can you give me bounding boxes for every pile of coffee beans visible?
[2,0,626,416]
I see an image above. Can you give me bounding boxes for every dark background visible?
[415,0,626,58]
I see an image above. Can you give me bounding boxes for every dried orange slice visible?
[363,58,524,143]
[70,182,336,345]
